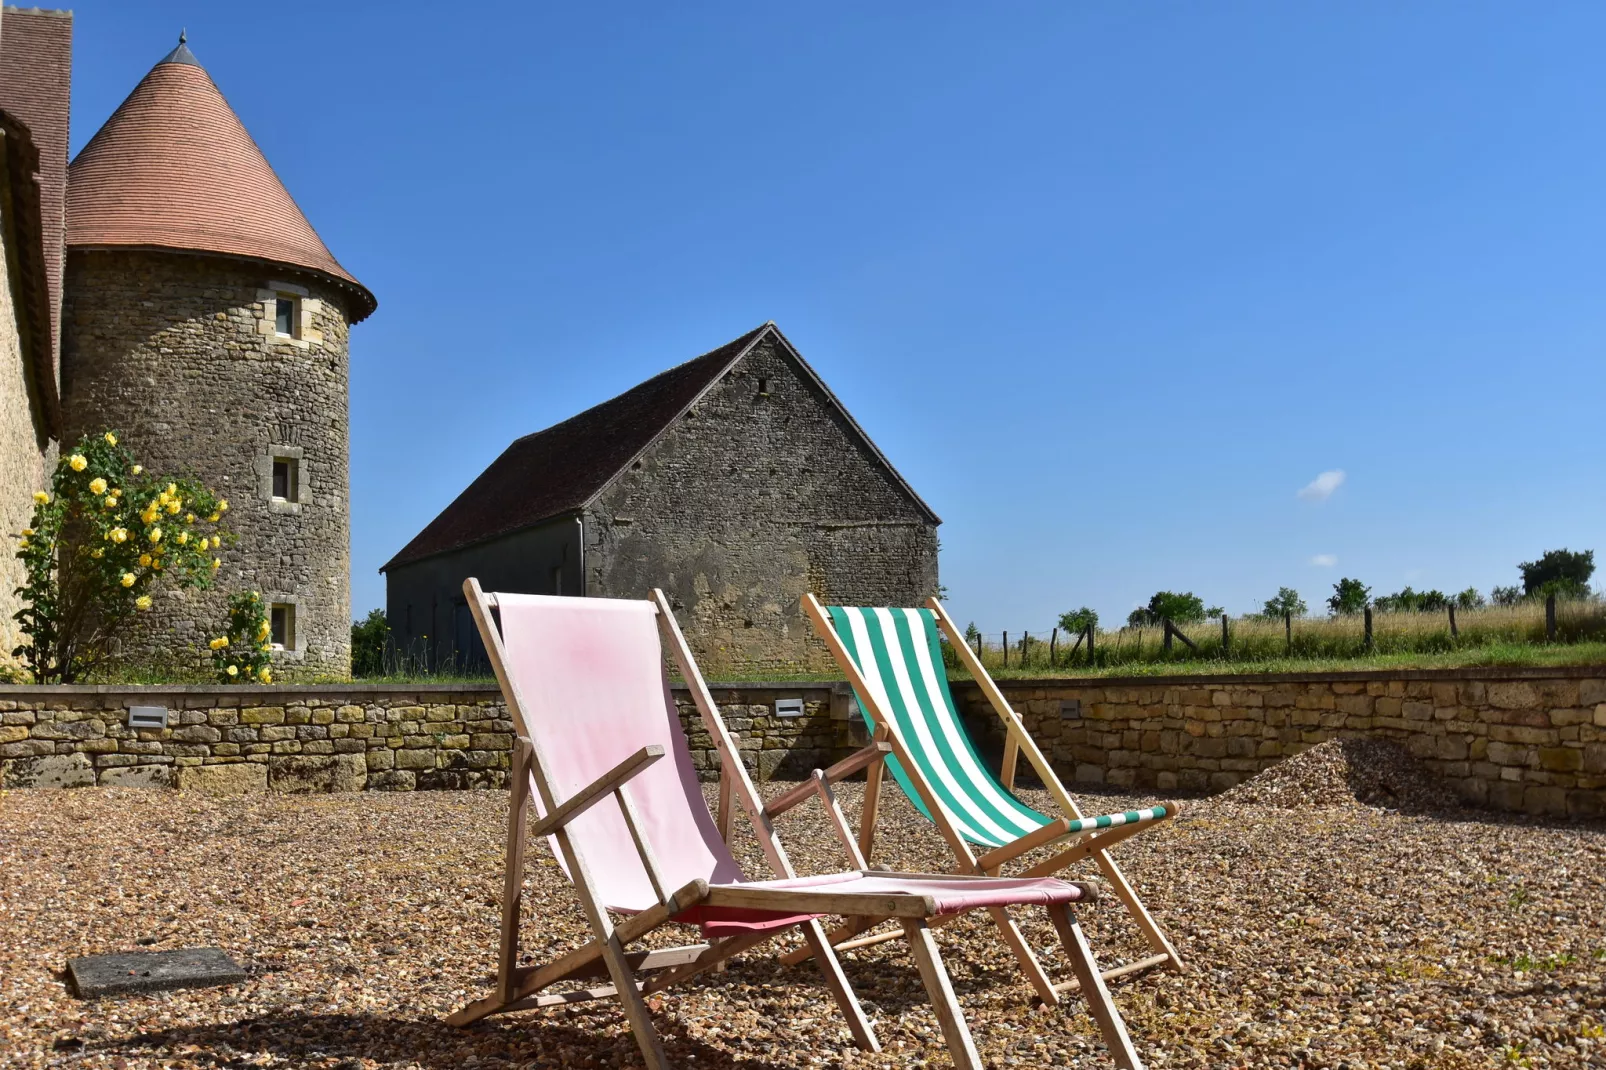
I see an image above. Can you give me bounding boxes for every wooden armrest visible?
[704,883,936,919]
[765,742,891,819]
[530,744,665,838]
[975,817,1073,871]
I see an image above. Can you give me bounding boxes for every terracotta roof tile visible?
[66,41,375,320]
[0,7,73,354]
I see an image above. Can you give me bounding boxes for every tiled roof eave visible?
[67,240,378,322]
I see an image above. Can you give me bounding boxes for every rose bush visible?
[11,431,233,682]
[210,590,272,684]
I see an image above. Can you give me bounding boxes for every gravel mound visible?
[1213,737,1460,811]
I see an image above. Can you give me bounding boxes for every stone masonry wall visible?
[588,333,939,676]
[60,249,353,676]
[952,668,1606,819]
[0,683,855,793]
[4,667,1603,818]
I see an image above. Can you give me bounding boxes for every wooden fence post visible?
[1050,628,1058,667]
[974,632,982,660]
[1284,611,1292,653]
[1086,624,1095,664]
[1220,613,1229,655]
[1002,630,1008,668]
[1546,595,1557,641]
[1022,631,1030,667]
[1162,619,1173,652]
[1448,604,1458,639]
[1364,607,1374,649]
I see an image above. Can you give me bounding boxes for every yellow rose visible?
[207,513,220,523]
[32,491,49,505]
[16,538,27,550]
[134,595,151,610]
[176,531,188,545]
[131,464,142,475]
[166,501,181,515]
[148,527,162,544]
[119,572,135,588]
[152,559,162,570]
[110,527,128,543]
[211,535,221,549]
[89,477,107,495]
[141,509,157,525]
[185,513,195,523]
[104,432,117,446]
[90,548,103,559]
[166,483,177,496]
[218,499,228,512]
[211,557,221,570]
[20,528,32,537]
[138,553,152,567]
[256,621,270,640]
[257,669,272,684]
[68,455,87,472]
[226,664,239,677]
[102,497,117,509]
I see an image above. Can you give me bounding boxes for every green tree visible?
[1519,548,1594,597]
[1455,587,1486,610]
[1327,577,1370,616]
[1130,591,1207,626]
[963,620,981,646]
[1205,605,1225,618]
[1260,587,1306,618]
[351,607,389,677]
[1058,607,1098,634]
[1491,585,1522,607]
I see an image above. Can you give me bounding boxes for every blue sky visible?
[64,2,1606,635]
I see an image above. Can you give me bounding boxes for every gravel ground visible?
[2,762,1604,1070]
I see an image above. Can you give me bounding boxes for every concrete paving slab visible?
[67,947,246,999]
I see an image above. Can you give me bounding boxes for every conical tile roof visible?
[67,38,375,320]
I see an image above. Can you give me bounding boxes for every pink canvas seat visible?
[447,586,1147,1070]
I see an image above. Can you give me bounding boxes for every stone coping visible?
[2,663,1603,699]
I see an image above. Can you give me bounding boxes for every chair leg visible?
[497,749,533,1003]
[1092,850,1185,971]
[598,930,671,1070]
[900,919,982,1070]
[985,905,1059,1006]
[1047,905,1144,1070]
[801,919,881,1052]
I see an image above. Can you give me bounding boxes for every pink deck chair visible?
[445,580,1146,1070]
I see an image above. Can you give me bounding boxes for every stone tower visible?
[59,37,376,676]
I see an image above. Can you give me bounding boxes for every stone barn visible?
[383,323,940,675]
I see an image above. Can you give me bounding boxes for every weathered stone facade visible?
[952,668,1606,819]
[587,333,940,675]
[0,682,854,792]
[60,249,353,675]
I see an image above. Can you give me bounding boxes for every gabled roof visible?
[66,36,376,321]
[383,323,938,572]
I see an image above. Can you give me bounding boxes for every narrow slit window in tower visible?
[271,457,299,502]
[270,604,295,650]
[275,297,297,337]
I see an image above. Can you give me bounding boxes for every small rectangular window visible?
[271,457,298,502]
[275,297,296,336]
[270,604,295,650]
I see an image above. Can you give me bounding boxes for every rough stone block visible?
[1,752,97,788]
[240,707,285,725]
[177,762,267,794]
[268,753,366,793]
[99,765,174,789]
[1539,747,1582,773]
[369,770,415,791]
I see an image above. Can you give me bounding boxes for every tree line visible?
[1055,548,1595,633]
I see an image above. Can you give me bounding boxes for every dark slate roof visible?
[382,322,940,572]
[382,324,773,571]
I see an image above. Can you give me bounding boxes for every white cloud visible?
[1310,554,1338,567]
[1297,469,1346,501]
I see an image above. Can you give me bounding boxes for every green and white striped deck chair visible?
[799,594,1184,998]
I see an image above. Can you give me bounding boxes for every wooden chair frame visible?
[788,593,1183,1000]
[445,581,1146,1070]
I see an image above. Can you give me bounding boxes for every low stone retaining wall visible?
[3,666,1602,817]
[0,683,854,794]
[951,667,1606,819]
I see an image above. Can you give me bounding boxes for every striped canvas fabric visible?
[827,606,1169,849]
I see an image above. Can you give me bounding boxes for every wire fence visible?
[948,596,1606,673]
